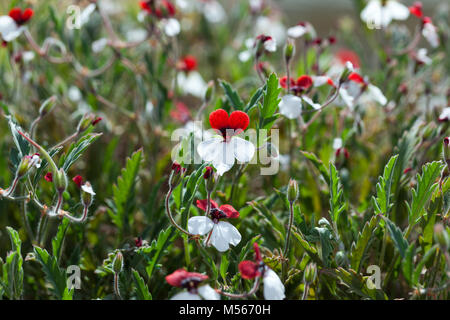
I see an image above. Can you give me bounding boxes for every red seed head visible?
[92,117,102,126]
[296,75,313,89]
[238,260,261,279]
[9,8,34,25]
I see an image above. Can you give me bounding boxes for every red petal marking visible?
[196,199,218,212]
[181,55,197,72]
[170,102,191,123]
[44,172,53,182]
[219,204,240,218]
[409,2,423,18]
[22,8,34,22]
[348,72,365,84]
[279,76,295,89]
[327,78,336,87]
[209,109,229,130]
[253,242,262,262]
[296,75,313,89]
[336,49,360,68]
[162,0,176,16]
[203,166,213,179]
[228,111,249,131]
[422,16,432,24]
[9,8,22,23]
[72,175,83,188]
[238,261,260,279]
[166,268,208,287]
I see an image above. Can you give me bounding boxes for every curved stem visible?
[218,276,261,299]
[113,272,122,300]
[62,205,90,223]
[283,201,295,258]
[165,188,194,236]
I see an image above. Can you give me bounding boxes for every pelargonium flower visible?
[255,34,276,57]
[166,268,220,300]
[414,48,432,65]
[360,0,409,29]
[286,21,315,39]
[177,55,197,73]
[197,109,255,175]
[140,0,176,18]
[439,107,450,122]
[343,72,387,107]
[188,199,241,252]
[0,8,33,42]
[421,17,439,48]
[238,243,285,300]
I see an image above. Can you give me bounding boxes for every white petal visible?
[197,137,223,162]
[188,216,214,236]
[263,268,285,300]
[287,25,307,38]
[209,221,241,252]
[333,138,343,150]
[312,76,330,87]
[0,16,22,41]
[170,291,201,300]
[198,285,220,300]
[301,96,321,110]
[264,39,277,52]
[80,3,97,25]
[163,18,181,37]
[238,50,252,62]
[367,84,387,105]
[360,0,382,25]
[178,71,207,98]
[126,28,147,42]
[339,88,355,108]
[422,23,439,48]
[81,183,96,196]
[231,137,255,163]
[211,141,235,176]
[416,48,432,65]
[279,95,302,119]
[203,1,226,23]
[386,1,409,20]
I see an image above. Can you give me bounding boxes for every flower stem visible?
[218,276,261,299]
[165,188,194,236]
[283,201,295,259]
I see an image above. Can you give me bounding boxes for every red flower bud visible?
[44,172,53,182]
[72,175,83,188]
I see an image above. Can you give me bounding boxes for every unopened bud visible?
[287,179,299,203]
[169,162,185,189]
[39,96,57,117]
[303,263,317,283]
[284,40,295,63]
[204,81,214,103]
[17,154,41,178]
[81,181,96,207]
[434,223,449,251]
[54,168,68,194]
[77,113,95,133]
[204,167,217,192]
[112,252,124,274]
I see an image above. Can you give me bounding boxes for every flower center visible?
[180,276,204,294]
[209,208,227,223]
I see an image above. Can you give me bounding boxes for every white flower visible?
[365,84,387,105]
[125,28,148,42]
[30,154,41,169]
[177,71,207,98]
[203,0,226,23]
[238,38,256,62]
[80,3,97,26]
[171,285,220,300]
[263,268,285,300]
[188,209,241,252]
[197,135,255,175]
[416,48,432,65]
[68,86,82,102]
[360,0,409,29]
[422,20,439,48]
[162,18,181,37]
[22,51,35,62]
[279,94,302,119]
[263,37,277,52]
[92,38,108,53]
[254,16,286,45]
[302,96,321,110]
[0,15,25,41]
[81,183,96,196]
[333,138,343,150]
[286,22,315,39]
[439,108,450,122]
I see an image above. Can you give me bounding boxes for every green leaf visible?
[412,245,438,285]
[6,116,30,170]
[401,243,415,284]
[132,269,152,300]
[1,227,23,299]
[350,215,379,272]
[33,246,68,299]
[219,80,244,110]
[329,163,345,224]
[406,161,444,225]
[108,149,143,231]
[220,254,229,283]
[244,86,264,113]
[52,218,70,262]
[259,73,281,120]
[383,217,409,259]
[60,133,102,172]
[373,155,398,215]
[301,151,330,185]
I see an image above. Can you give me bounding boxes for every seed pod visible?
[39,96,57,117]
[287,179,299,203]
[17,154,41,178]
[81,181,96,207]
[204,81,214,103]
[169,162,185,189]
[77,113,95,133]
[112,252,124,274]
[284,40,295,64]
[443,137,450,168]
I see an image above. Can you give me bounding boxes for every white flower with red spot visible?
[439,108,450,122]
[360,0,409,28]
[286,21,315,39]
[278,75,321,119]
[421,17,439,48]
[197,109,255,175]
[0,8,33,42]
[415,48,432,65]
[166,268,220,300]
[340,72,387,108]
[188,199,241,252]
[238,243,285,300]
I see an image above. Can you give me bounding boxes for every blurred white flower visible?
[333,138,343,150]
[92,38,108,53]
[68,86,82,102]
[177,71,207,98]
[286,22,315,39]
[125,28,148,42]
[422,19,439,48]
[22,51,35,62]
[80,3,97,26]
[161,18,181,37]
[416,48,431,65]
[360,0,409,28]
[203,0,226,23]
[0,16,25,41]
[279,95,302,119]
[255,16,286,45]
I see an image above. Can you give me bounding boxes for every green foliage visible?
[259,73,282,129]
